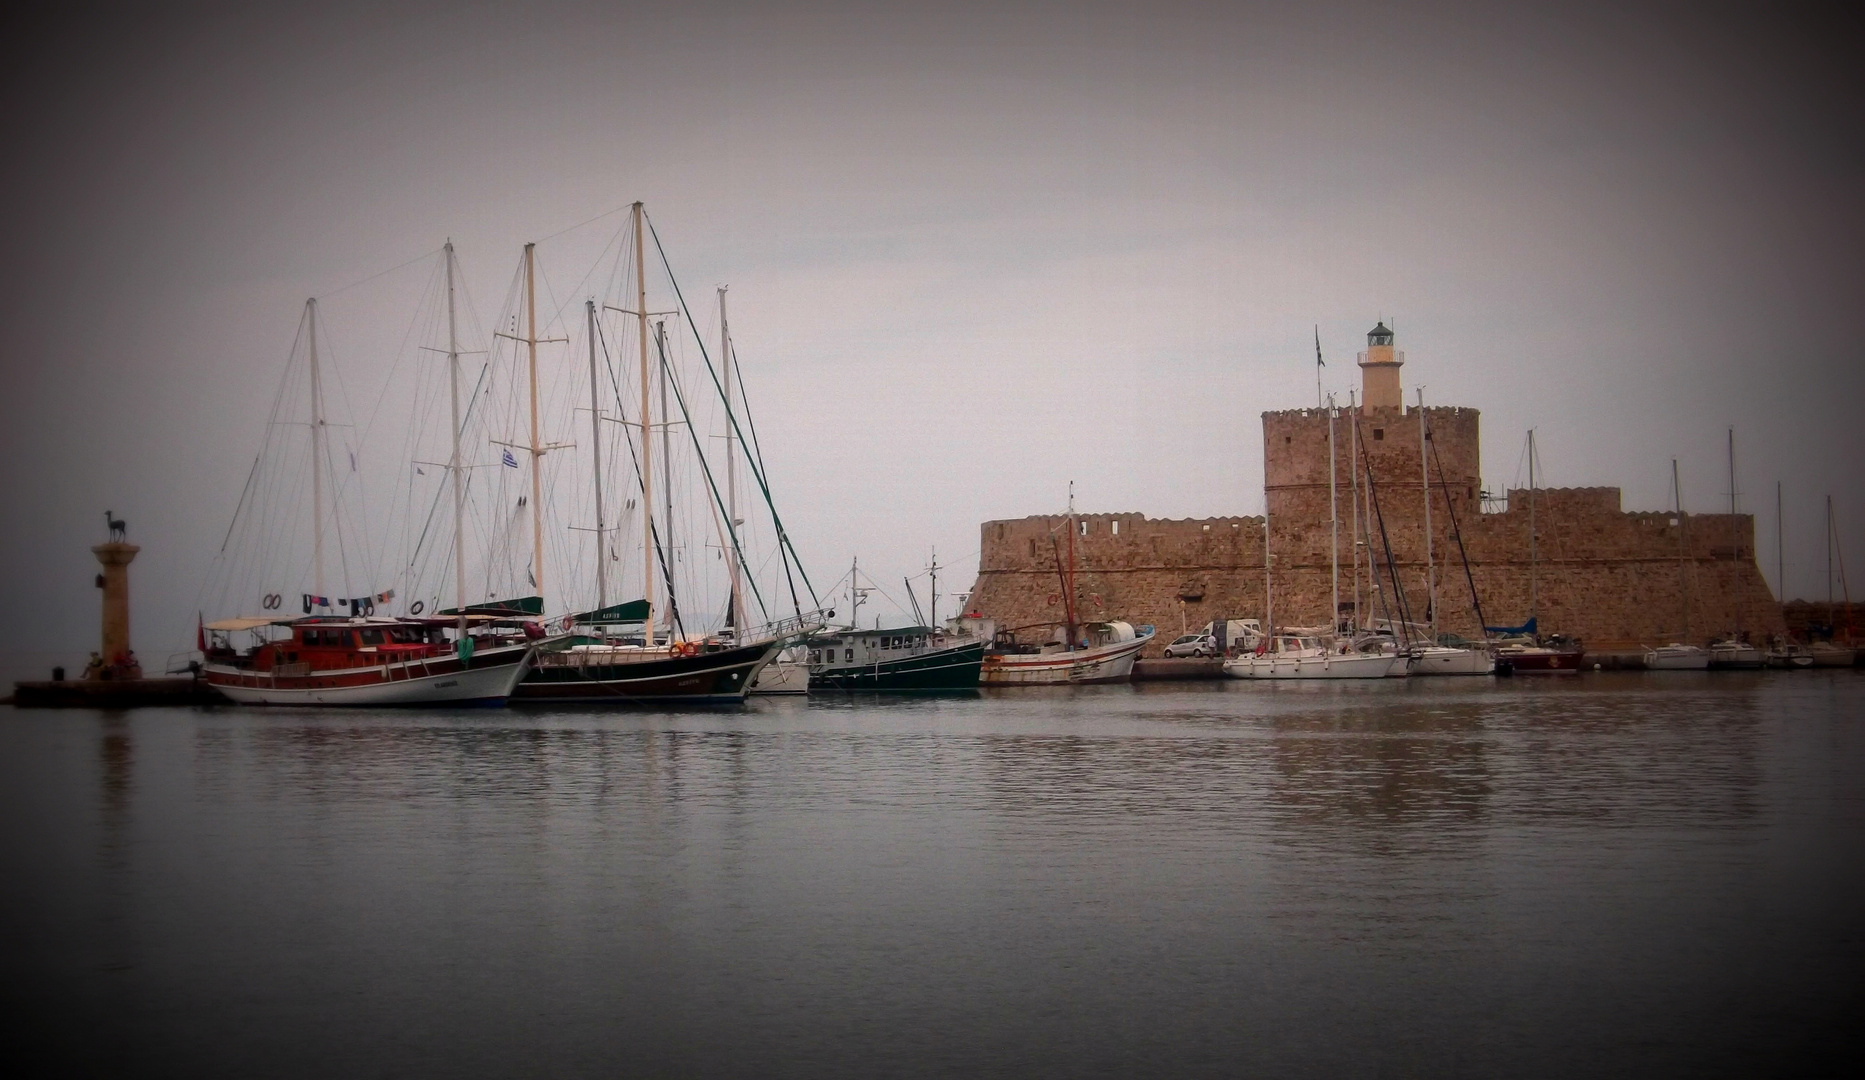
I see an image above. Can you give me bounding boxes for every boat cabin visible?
[807,626,942,668]
[205,616,531,673]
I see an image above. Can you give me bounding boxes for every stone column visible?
[92,542,140,677]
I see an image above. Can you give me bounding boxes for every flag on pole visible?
[502,449,519,467]
[1315,325,1325,408]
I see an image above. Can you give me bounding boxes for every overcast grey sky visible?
[2,0,1860,678]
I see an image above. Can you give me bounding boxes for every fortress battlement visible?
[965,321,1784,650]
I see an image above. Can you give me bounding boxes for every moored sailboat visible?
[1643,644,1710,670]
[1408,389,1493,675]
[1490,430,1583,673]
[506,204,822,702]
[199,257,538,705]
[980,485,1154,685]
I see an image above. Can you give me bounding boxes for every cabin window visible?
[360,629,385,646]
[808,650,818,664]
[845,648,853,662]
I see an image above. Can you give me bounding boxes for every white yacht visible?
[1225,635,1397,679]
[1643,644,1710,670]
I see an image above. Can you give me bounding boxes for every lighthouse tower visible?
[1358,321,1404,410]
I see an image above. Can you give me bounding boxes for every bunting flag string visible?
[301,590,394,615]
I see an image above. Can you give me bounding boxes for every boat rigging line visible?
[644,209,818,617]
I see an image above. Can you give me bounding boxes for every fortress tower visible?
[966,321,1784,652]
[1358,321,1403,410]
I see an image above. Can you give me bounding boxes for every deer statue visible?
[105,510,127,542]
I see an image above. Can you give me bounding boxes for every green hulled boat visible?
[807,627,985,690]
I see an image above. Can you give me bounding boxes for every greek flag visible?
[502,449,518,468]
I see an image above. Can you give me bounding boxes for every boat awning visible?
[572,599,650,624]
[205,616,294,631]
[439,595,544,617]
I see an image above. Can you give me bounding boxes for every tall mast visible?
[1674,458,1688,640]
[929,547,940,629]
[585,298,607,610]
[1528,429,1538,625]
[1365,416,1377,623]
[720,285,743,633]
[1350,390,1360,631]
[1727,427,1740,637]
[1777,480,1784,602]
[1728,427,1738,557]
[1418,389,1435,641]
[658,319,674,638]
[634,202,655,647]
[1064,481,1079,647]
[1829,495,1835,609]
[307,298,325,605]
[523,243,545,604]
[1328,397,1338,634]
[1264,516,1273,644]
[446,245,466,638]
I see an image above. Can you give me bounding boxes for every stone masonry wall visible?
[965,403,1786,654]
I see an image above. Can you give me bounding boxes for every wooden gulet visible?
[512,201,825,703]
[202,269,538,705]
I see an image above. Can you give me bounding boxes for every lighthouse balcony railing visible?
[1356,350,1405,365]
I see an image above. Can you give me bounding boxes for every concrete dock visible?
[9,678,226,708]
[1133,657,1227,681]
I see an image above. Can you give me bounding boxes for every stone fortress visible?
[965,323,1785,652]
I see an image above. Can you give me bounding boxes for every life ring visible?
[409,600,425,615]
[1046,593,1060,605]
[677,641,698,658]
[560,614,577,632]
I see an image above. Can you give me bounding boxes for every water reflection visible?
[1,673,1847,1075]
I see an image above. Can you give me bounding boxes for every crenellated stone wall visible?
[965,403,1785,653]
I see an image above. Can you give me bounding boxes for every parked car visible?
[1163,633,1218,658]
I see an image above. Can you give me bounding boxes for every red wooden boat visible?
[203,616,537,705]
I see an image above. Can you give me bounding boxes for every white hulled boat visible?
[196,267,541,706]
[204,615,534,705]
[1643,644,1710,670]
[1410,644,1496,675]
[1707,639,1765,669]
[982,620,1152,685]
[1225,634,1396,679]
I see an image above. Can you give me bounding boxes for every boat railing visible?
[746,608,833,646]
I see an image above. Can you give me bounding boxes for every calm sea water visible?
[4,673,1861,1077]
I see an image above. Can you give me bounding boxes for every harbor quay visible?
[965,324,1790,656]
